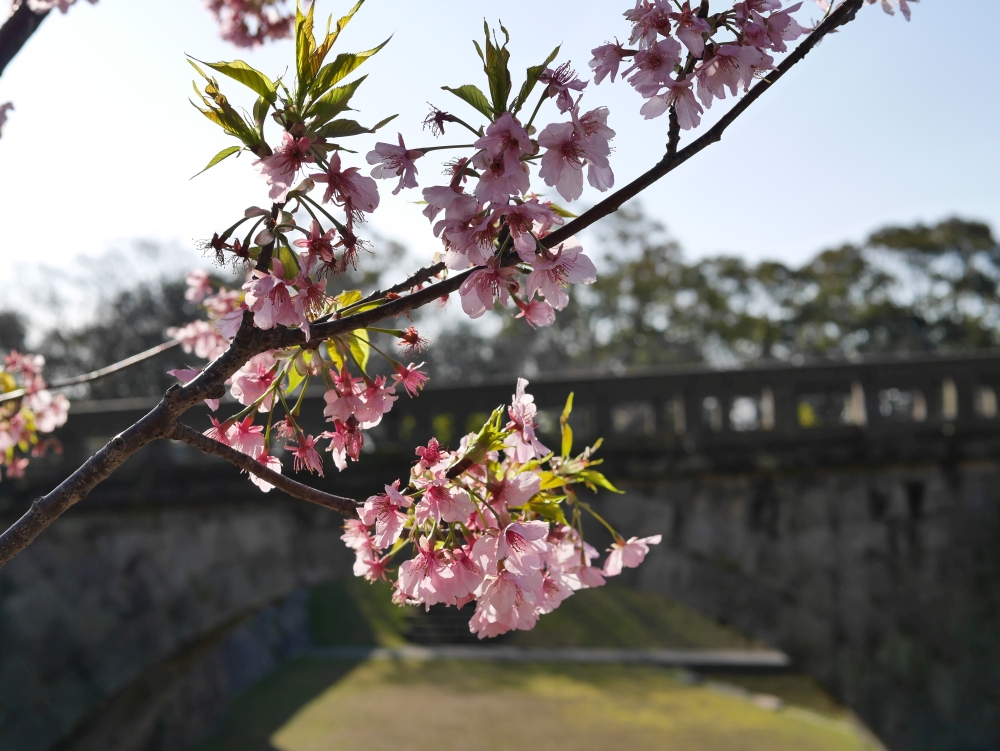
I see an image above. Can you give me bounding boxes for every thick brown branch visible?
[168,422,360,517]
[0,2,47,78]
[0,340,181,405]
[541,0,865,250]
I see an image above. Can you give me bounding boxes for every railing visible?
[7,350,1000,505]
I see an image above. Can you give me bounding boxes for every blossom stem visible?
[411,143,476,153]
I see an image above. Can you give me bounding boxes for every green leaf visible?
[295,1,318,102]
[549,202,578,219]
[370,114,398,131]
[441,84,493,120]
[560,391,574,458]
[513,44,560,114]
[315,114,397,140]
[320,0,365,57]
[276,243,301,279]
[197,58,277,104]
[286,361,306,395]
[307,75,366,124]
[309,39,389,99]
[253,95,270,130]
[481,23,512,116]
[348,329,370,373]
[579,470,624,494]
[334,289,364,309]
[191,145,241,179]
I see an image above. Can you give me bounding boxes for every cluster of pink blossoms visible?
[342,379,662,638]
[589,0,913,130]
[203,0,298,47]
[0,351,68,482]
[167,268,429,486]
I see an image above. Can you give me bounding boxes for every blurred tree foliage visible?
[423,206,1000,382]
[1,211,996,393]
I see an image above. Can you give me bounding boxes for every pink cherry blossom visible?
[696,44,770,106]
[312,152,380,214]
[230,351,277,411]
[366,133,423,194]
[254,131,313,202]
[397,326,430,357]
[442,546,485,605]
[230,416,265,459]
[204,0,294,47]
[323,367,365,423]
[398,538,455,607]
[392,362,429,397]
[472,112,534,204]
[603,534,663,576]
[525,238,597,310]
[639,77,703,130]
[353,376,398,428]
[204,417,232,445]
[242,261,305,332]
[623,37,683,97]
[293,220,337,266]
[537,107,615,202]
[359,482,413,548]
[286,433,324,476]
[469,571,538,638]
[216,307,245,340]
[414,481,475,525]
[493,199,559,261]
[539,62,589,113]
[459,264,517,319]
[341,519,372,551]
[26,391,69,433]
[670,2,712,57]
[515,298,556,328]
[624,0,672,49]
[589,43,627,85]
[184,269,213,303]
[248,451,282,492]
[167,320,229,360]
[490,470,542,510]
[472,519,550,589]
[504,378,550,462]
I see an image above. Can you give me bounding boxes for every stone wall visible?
[0,499,351,751]
[597,461,1000,751]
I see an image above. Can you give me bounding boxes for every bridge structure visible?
[2,351,1000,751]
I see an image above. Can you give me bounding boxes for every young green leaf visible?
[441,84,493,120]
[295,1,318,102]
[196,58,277,104]
[512,44,560,114]
[481,24,512,116]
[307,76,366,125]
[190,145,241,179]
[348,329,370,373]
[309,38,389,100]
[560,391,575,458]
[578,470,624,494]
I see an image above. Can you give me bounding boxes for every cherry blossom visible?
[639,77,703,130]
[312,152,380,214]
[167,320,229,360]
[537,107,615,202]
[670,2,712,56]
[589,43,627,85]
[504,378,550,462]
[286,433,324,476]
[359,482,413,548]
[366,134,423,194]
[293,220,337,266]
[623,37,683,97]
[525,238,597,310]
[391,362,429,397]
[230,351,277,411]
[248,451,282,492]
[472,112,534,204]
[254,132,313,202]
[459,264,517,318]
[603,534,663,576]
[539,62,589,113]
[184,269,213,303]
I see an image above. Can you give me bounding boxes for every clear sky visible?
[0,0,997,304]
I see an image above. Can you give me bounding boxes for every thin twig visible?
[168,422,360,517]
[0,340,181,405]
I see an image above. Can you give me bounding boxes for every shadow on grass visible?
[196,658,363,751]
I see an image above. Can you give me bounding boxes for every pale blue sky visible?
[0,0,996,301]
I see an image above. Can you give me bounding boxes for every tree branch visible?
[0,340,182,405]
[541,0,865,250]
[0,0,868,569]
[168,422,360,517]
[0,2,47,78]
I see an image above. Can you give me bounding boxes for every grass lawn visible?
[197,659,880,751]
[193,579,883,750]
